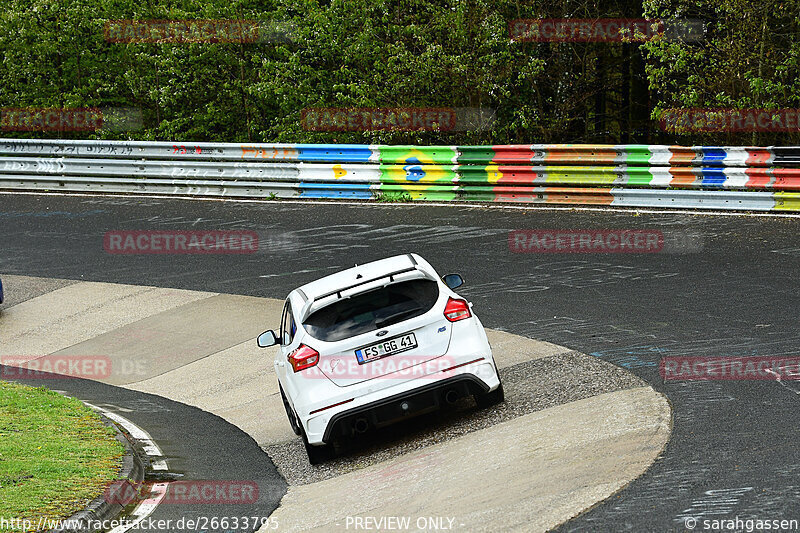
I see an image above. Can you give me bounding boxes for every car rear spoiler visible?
[298,263,432,322]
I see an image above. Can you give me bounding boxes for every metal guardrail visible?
[1,139,799,211]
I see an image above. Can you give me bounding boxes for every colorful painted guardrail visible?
[1,139,799,211]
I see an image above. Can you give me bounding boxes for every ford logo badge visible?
[376,330,388,337]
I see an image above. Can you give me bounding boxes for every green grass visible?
[0,382,124,532]
[375,191,414,203]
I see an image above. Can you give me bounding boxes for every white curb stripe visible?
[108,482,169,533]
[82,402,170,533]
[91,407,164,459]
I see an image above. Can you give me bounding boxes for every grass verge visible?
[0,381,124,532]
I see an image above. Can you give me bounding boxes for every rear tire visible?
[474,382,505,409]
[301,429,334,465]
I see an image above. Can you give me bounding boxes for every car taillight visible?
[444,297,471,322]
[288,344,320,372]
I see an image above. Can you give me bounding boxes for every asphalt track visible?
[2,193,800,531]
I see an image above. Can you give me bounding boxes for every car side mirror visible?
[442,273,464,290]
[257,330,278,348]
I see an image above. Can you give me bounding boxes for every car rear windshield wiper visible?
[375,308,422,329]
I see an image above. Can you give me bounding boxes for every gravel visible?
[264,351,647,485]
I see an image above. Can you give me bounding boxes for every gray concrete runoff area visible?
[0,274,670,532]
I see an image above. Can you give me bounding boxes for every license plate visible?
[355,333,418,364]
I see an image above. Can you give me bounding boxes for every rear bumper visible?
[301,359,500,445]
[322,374,490,442]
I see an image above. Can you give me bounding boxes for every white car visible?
[257,253,503,464]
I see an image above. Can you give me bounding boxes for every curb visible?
[52,412,145,533]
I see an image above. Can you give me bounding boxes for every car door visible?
[276,298,303,395]
[275,299,295,383]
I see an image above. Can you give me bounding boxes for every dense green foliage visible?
[0,0,797,144]
[642,0,800,145]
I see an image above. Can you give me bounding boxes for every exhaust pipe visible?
[354,417,369,434]
[444,389,460,405]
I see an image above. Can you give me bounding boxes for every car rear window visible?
[303,279,440,342]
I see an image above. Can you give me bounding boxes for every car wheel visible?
[280,385,302,436]
[474,382,505,409]
[301,428,334,465]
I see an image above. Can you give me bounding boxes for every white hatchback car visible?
[258,253,503,464]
